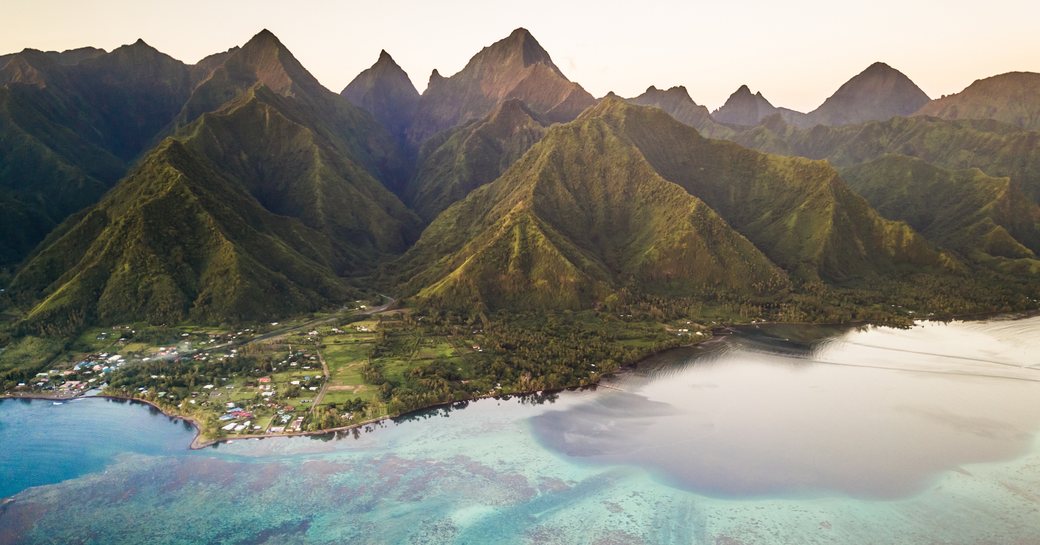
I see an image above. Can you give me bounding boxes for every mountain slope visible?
[407,28,595,145]
[0,41,197,266]
[397,100,788,310]
[407,98,548,222]
[10,86,421,334]
[599,99,946,282]
[803,62,930,127]
[341,50,419,146]
[176,29,408,190]
[841,155,1040,264]
[915,72,1040,131]
[729,115,1040,203]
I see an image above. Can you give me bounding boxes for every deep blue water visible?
[0,397,195,498]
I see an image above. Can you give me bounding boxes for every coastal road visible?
[309,342,331,414]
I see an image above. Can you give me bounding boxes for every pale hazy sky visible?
[4,0,1038,112]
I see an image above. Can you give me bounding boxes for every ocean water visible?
[2,316,1039,544]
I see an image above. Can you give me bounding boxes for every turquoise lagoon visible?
[2,317,1039,544]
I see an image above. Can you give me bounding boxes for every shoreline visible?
[4,308,1035,450]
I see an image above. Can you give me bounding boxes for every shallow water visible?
[2,317,1039,544]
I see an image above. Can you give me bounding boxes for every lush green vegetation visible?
[406,98,547,221]
[841,155,1040,263]
[357,308,684,416]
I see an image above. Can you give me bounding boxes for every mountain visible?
[176,29,408,188]
[407,98,548,222]
[0,47,103,70]
[915,72,1040,131]
[398,99,951,312]
[841,155,1040,268]
[68,39,195,161]
[626,85,729,136]
[341,50,420,147]
[711,85,779,126]
[177,29,329,125]
[600,100,946,282]
[397,98,788,311]
[727,115,1040,203]
[407,28,595,145]
[10,83,421,335]
[0,43,190,267]
[802,62,930,127]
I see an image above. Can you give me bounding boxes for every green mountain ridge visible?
[407,98,549,222]
[10,85,421,334]
[396,99,956,313]
[1,29,1036,340]
[397,98,789,311]
[729,114,1040,204]
[841,155,1040,267]
[599,100,948,282]
[0,38,253,268]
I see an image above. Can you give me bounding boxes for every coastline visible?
[4,308,1036,451]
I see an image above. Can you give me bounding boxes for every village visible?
[1,301,501,441]
[3,298,706,443]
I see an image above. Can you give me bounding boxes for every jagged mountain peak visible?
[428,68,444,86]
[175,28,330,126]
[465,27,557,73]
[712,85,776,126]
[341,47,420,145]
[626,84,724,135]
[407,29,593,144]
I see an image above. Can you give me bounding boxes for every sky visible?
[4,0,1039,112]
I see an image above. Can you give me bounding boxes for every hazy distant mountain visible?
[626,85,729,136]
[802,62,930,127]
[711,85,778,126]
[915,72,1040,131]
[407,28,595,145]
[407,98,548,222]
[342,50,420,146]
